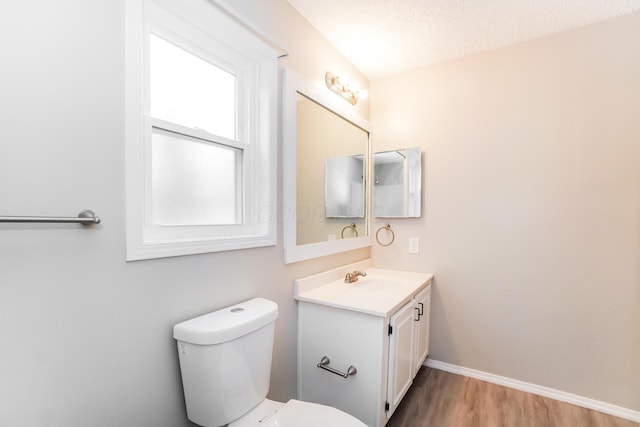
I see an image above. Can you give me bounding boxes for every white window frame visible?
[125,0,277,260]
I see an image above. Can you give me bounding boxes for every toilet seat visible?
[230,398,366,427]
[264,399,366,426]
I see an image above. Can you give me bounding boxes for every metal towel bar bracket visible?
[0,209,101,225]
[317,356,357,378]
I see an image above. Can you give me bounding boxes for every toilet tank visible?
[173,298,279,427]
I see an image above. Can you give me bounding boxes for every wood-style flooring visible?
[386,367,638,427]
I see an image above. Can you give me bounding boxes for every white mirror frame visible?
[282,69,372,264]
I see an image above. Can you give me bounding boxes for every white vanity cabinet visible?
[386,285,431,418]
[295,263,433,427]
[386,298,417,417]
[413,286,431,373]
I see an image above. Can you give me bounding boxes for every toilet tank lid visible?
[173,298,278,345]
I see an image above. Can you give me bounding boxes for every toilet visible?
[173,297,366,427]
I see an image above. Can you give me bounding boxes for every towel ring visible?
[375,224,395,247]
[341,223,358,239]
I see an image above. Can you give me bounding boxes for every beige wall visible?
[0,1,369,426]
[371,12,640,411]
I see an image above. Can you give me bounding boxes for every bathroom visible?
[0,0,638,426]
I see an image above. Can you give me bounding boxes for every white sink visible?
[294,263,433,316]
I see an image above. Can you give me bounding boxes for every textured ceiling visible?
[287,0,640,78]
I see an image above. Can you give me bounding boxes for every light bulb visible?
[347,81,360,92]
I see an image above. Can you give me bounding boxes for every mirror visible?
[373,147,422,218]
[325,155,365,218]
[283,70,371,264]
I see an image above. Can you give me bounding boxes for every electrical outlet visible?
[328,234,336,241]
[409,237,419,254]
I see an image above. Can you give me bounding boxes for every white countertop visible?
[294,262,433,317]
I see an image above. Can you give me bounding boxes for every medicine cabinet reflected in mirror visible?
[283,69,371,264]
[373,147,422,218]
[325,154,365,219]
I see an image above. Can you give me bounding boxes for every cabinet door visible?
[386,300,416,418]
[413,285,432,373]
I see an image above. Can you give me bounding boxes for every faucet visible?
[344,270,367,284]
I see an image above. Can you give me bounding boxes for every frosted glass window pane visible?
[150,34,236,139]
[151,129,240,225]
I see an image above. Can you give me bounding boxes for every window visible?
[125,0,277,260]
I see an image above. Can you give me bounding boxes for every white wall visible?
[0,1,369,426]
[371,12,640,412]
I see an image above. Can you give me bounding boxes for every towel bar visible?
[317,356,357,378]
[0,209,101,225]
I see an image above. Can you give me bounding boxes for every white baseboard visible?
[425,359,640,423]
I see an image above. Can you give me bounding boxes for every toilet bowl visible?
[229,398,365,427]
[173,297,366,427]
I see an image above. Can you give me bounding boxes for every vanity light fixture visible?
[325,71,367,105]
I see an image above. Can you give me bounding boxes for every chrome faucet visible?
[344,270,367,284]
